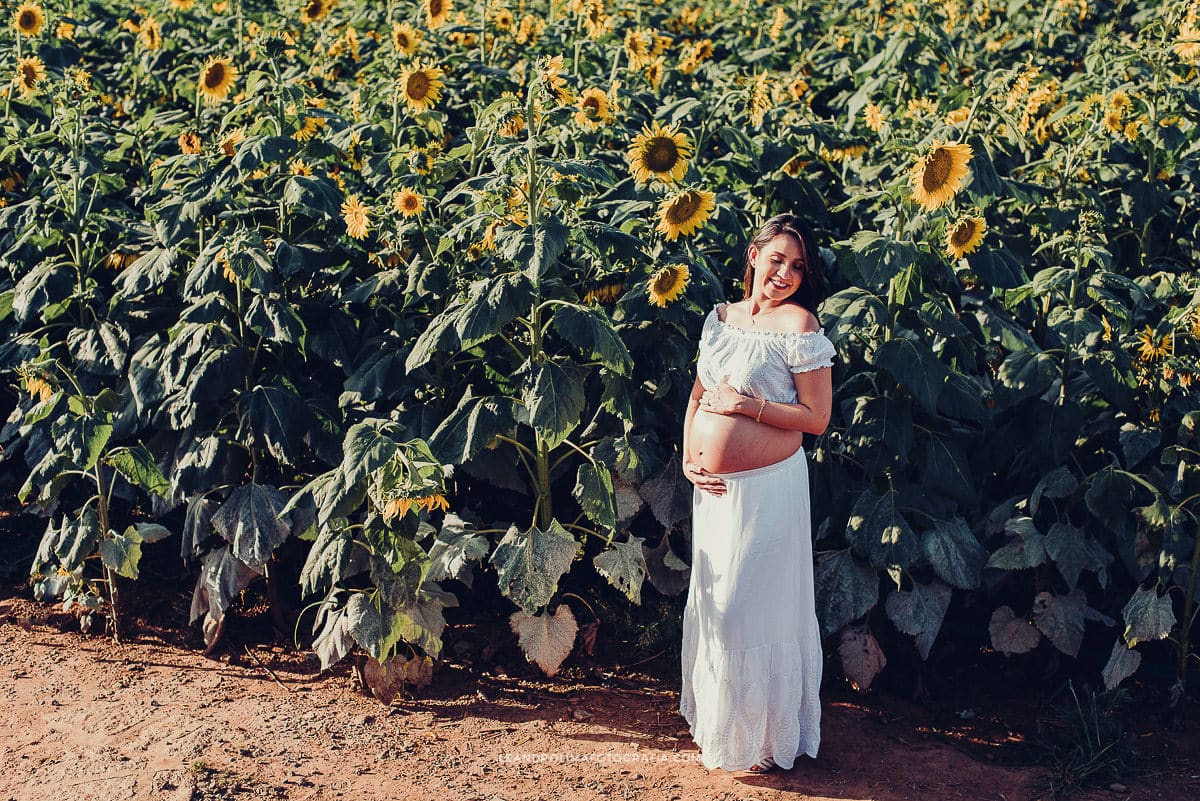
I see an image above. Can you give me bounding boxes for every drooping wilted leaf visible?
[345,591,387,659]
[986,517,1048,570]
[573,462,617,533]
[390,582,458,659]
[300,522,366,598]
[454,272,533,349]
[511,604,578,676]
[181,495,219,559]
[240,384,310,466]
[1032,590,1087,657]
[640,455,691,529]
[845,488,919,569]
[1101,640,1142,690]
[871,338,950,415]
[34,508,100,573]
[837,624,886,691]
[920,517,986,589]
[363,654,434,703]
[884,580,952,660]
[428,395,517,465]
[99,530,143,580]
[1029,466,1078,518]
[427,514,491,588]
[490,520,580,612]
[593,536,647,604]
[988,605,1041,656]
[1044,522,1107,590]
[312,592,355,671]
[551,303,633,376]
[210,483,292,570]
[643,532,690,597]
[1121,585,1175,647]
[815,549,879,637]
[189,545,261,649]
[526,361,586,450]
[106,444,170,498]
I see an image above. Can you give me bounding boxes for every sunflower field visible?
[1,0,1199,702]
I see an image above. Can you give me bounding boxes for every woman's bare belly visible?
[690,409,805,474]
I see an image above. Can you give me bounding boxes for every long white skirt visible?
[679,446,822,771]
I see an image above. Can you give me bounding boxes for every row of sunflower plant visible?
[0,0,1198,702]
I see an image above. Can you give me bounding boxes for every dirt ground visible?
[1,597,1198,801]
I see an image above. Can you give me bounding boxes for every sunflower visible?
[768,6,787,40]
[656,189,716,241]
[393,188,424,217]
[1176,22,1200,61]
[644,56,666,90]
[1136,326,1172,362]
[647,263,690,307]
[300,0,332,24]
[944,215,986,259]
[289,158,313,175]
[492,7,514,31]
[219,127,244,157]
[13,3,44,37]
[583,280,624,305]
[575,88,612,130]
[197,57,237,104]
[944,105,970,125]
[1191,307,1200,340]
[425,0,450,29]
[748,71,772,128]
[56,20,74,39]
[582,0,609,39]
[397,62,444,113]
[499,112,524,137]
[788,77,809,101]
[178,131,202,154]
[15,56,46,97]
[1123,119,1141,142]
[864,103,886,132]
[627,122,692,185]
[139,16,162,50]
[1101,315,1114,342]
[391,21,420,56]
[341,195,371,239]
[538,54,573,105]
[624,28,656,69]
[293,115,325,141]
[909,141,972,211]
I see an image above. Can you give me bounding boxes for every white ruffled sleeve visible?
[786,330,836,373]
[700,304,722,343]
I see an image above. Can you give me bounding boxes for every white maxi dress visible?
[680,304,836,771]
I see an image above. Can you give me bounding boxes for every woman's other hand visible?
[683,460,726,496]
[698,380,748,416]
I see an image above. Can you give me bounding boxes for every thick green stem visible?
[95,468,120,643]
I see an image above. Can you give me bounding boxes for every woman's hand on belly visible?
[698,380,752,417]
[683,459,726,497]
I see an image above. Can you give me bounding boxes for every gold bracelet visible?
[755,397,767,423]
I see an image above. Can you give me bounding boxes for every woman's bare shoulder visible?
[779,303,820,333]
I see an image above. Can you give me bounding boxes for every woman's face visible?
[749,234,805,302]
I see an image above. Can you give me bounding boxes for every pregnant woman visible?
[679,213,835,773]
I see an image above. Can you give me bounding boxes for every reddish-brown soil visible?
[1,596,1197,801]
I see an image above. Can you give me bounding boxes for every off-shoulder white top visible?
[696,303,836,405]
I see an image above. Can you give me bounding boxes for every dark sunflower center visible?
[644,137,680,173]
[21,64,36,83]
[582,96,601,114]
[396,32,410,48]
[305,0,323,16]
[18,11,37,30]
[652,267,679,295]
[407,72,431,100]
[204,64,227,89]
[950,220,977,247]
[403,195,418,210]
[922,148,953,192]
[667,192,701,225]
[429,0,444,17]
